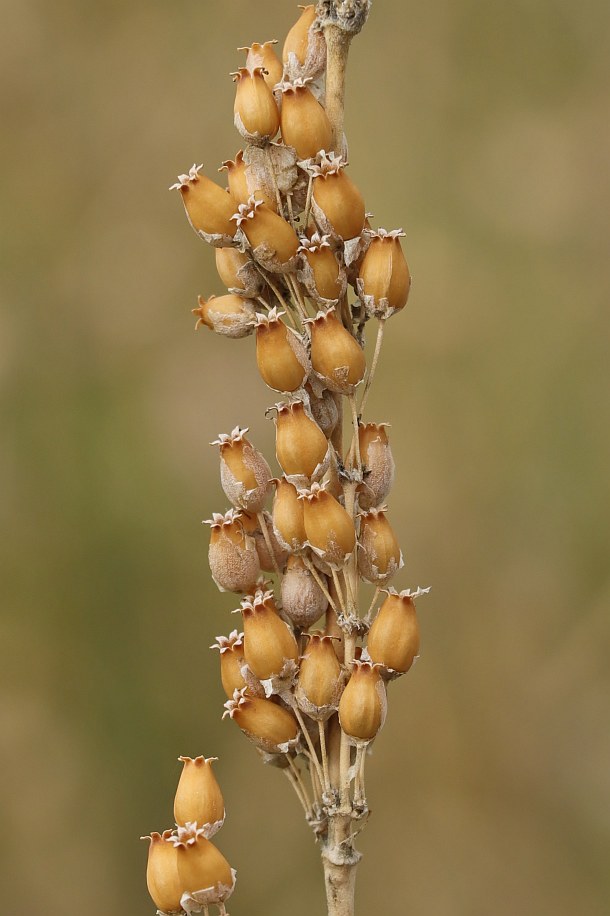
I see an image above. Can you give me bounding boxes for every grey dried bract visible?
[243,142,299,197]
[316,0,372,35]
[283,18,326,82]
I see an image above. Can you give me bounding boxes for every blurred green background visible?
[2,0,609,913]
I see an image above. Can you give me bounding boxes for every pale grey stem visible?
[304,174,314,227]
[286,754,314,812]
[302,553,340,615]
[284,765,310,815]
[289,697,326,788]
[319,719,331,793]
[359,317,386,417]
[265,145,285,215]
[256,511,283,580]
[348,393,362,471]
[286,191,296,227]
[364,585,381,624]
[331,567,348,617]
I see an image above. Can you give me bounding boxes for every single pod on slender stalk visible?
[306,307,366,394]
[192,294,256,339]
[338,661,387,742]
[212,426,272,514]
[223,687,300,754]
[232,67,280,145]
[358,505,403,585]
[204,509,261,594]
[255,308,310,392]
[357,228,412,318]
[170,163,238,244]
[277,77,333,160]
[232,195,300,272]
[174,756,225,836]
[300,481,356,567]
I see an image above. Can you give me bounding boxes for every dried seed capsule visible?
[338,661,387,741]
[283,4,326,80]
[232,196,300,272]
[281,554,329,627]
[300,481,356,567]
[307,307,366,394]
[142,830,183,914]
[273,400,330,481]
[298,232,344,303]
[171,825,235,907]
[174,756,225,835]
[310,152,366,240]
[223,687,299,753]
[255,309,310,392]
[192,294,256,339]
[272,475,307,551]
[367,588,422,673]
[212,426,272,514]
[357,228,411,318]
[358,422,395,509]
[241,589,299,680]
[239,40,284,90]
[305,382,339,439]
[219,150,277,212]
[211,631,247,699]
[233,67,280,144]
[214,247,264,297]
[358,506,403,585]
[204,509,261,594]
[295,633,343,719]
[278,77,333,160]
[170,163,237,240]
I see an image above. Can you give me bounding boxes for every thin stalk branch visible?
[257,511,283,580]
[359,317,386,417]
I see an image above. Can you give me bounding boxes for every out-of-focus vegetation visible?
[1,0,609,913]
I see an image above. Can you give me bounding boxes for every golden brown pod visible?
[301,482,356,566]
[310,152,366,240]
[219,150,277,211]
[232,196,300,271]
[211,631,247,699]
[170,163,237,240]
[272,475,307,551]
[241,589,299,680]
[357,228,411,318]
[295,633,343,719]
[278,78,333,160]
[233,67,280,143]
[211,426,272,514]
[274,400,330,481]
[358,506,403,585]
[174,756,225,834]
[283,5,326,80]
[142,831,183,914]
[338,661,387,741]
[358,422,395,509]
[214,247,262,298]
[192,294,256,339]
[172,825,235,905]
[367,588,423,673]
[307,307,366,394]
[204,509,261,594]
[298,232,345,303]
[281,554,329,627]
[255,309,310,392]
[239,40,284,89]
[223,687,299,753]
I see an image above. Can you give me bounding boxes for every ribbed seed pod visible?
[142,831,183,914]
[283,5,326,80]
[233,67,280,144]
[357,228,411,318]
[255,309,310,392]
[298,233,344,302]
[274,399,330,481]
[212,426,272,514]
[240,40,284,90]
[223,687,299,753]
[295,633,343,719]
[211,631,247,699]
[310,152,366,240]
[272,475,307,551]
[219,150,276,211]
[358,422,395,509]
[204,510,261,594]
[338,661,387,741]
[278,78,333,160]
[368,589,421,673]
[301,482,356,566]
[174,757,225,834]
[358,506,403,585]
[308,308,366,394]
[170,164,237,239]
[281,554,329,627]
[232,196,300,271]
[193,294,256,339]
[172,826,235,904]
[241,589,299,679]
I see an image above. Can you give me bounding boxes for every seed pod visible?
[215,247,264,298]
[305,382,339,439]
[358,506,403,585]
[278,78,332,160]
[193,294,256,339]
[310,152,366,240]
[174,757,225,835]
[298,232,345,303]
[204,509,261,594]
[358,422,395,509]
[300,481,356,567]
[272,475,307,551]
[170,163,237,242]
[232,196,300,272]
[283,4,326,81]
[307,307,366,394]
[368,588,422,674]
[233,67,280,144]
[357,228,411,318]
[212,426,272,514]
[223,687,299,753]
[142,830,183,914]
[211,631,247,699]
[295,633,344,719]
[219,150,276,212]
[255,309,310,392]
[171,825,235,907]
[241,589,299,680]
[273,400,330,481]
[338,661,387,741]
[281,554,329,627]
[239,40,284,90]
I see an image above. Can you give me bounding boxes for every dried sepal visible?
[281,554,329,627]
[303,382,339,439]
[193,294,256,339]
[204,509,261,594]
[223,687,300,754]
[358,422,395,509]
[212,426,272,514]
[242,142,299,198]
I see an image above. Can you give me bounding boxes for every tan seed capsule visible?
[255,309,309,392]
[298,232,344,302]
[223,688,299,752]
[281,554,329,627]
[308,308,366,394]
[301,482,356,566]
[241,590,299,680]
[338,661,387,741]
[214,246,264,298]
[232,196,300,270]
[278,78,333,160]
[172,826,235,904]
[233,67,280,143]
[219,150,276,212]
[211,631,247,699]
[193,294,255,339]
[295,633,343,718]
[358,506,403,585]
[240,40,284,90]
[368,589,421,673]
[283,5,326,80]
[212,426,272,514]
[311,152,366,240]
[205,509,261,594]
[170,164,237,239]
[274,400,330,480]
[272,475,307,551]
[357,228,411,317]
[358,422,395,509]
[142,831,183,914]
[174,756,225,834]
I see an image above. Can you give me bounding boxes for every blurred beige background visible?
[2,0,609,913]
